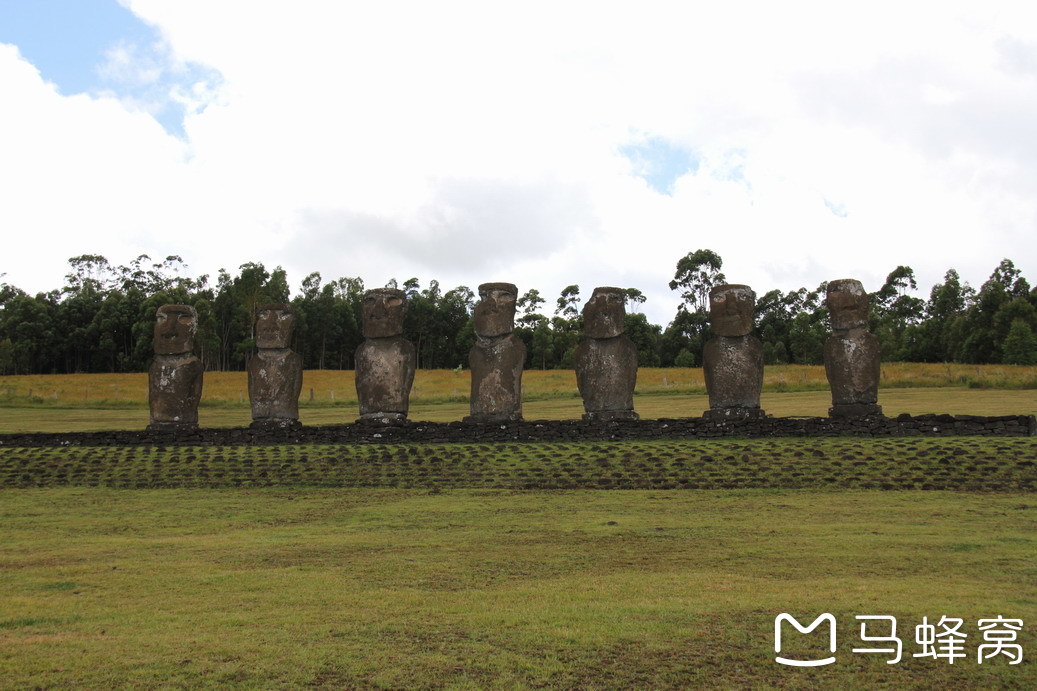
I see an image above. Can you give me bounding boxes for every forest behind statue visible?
[0,250,1034,376]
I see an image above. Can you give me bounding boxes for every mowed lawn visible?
[1,372,1034,686]
[1,488,1035,688]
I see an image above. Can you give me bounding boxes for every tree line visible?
[0,251,1034,375]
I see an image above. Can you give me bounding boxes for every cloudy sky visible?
[2,0,1035,325]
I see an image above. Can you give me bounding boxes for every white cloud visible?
[1,1,1035,327]
[0,43,193,279]
[97,40,163,86]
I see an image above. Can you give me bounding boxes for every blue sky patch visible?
[823,197,848,217]
[0,0,221,137]
[620,136,699,195]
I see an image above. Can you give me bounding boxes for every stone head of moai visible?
[582,287,627,339]
[473,282,517,338]
[709,285,755,337]
[255,303,296,349]
[826,279,869,331]
[361,288,407,339]
[153,304,198,355]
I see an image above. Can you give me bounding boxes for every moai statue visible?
[824,279,882,417]
[466,282,525,422]
[247,303,303,429]
[354,288,415,423]
[148,304,203,431]
[574,287,639,421]
[703,284,765,420]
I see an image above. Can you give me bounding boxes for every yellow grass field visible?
[0,364,1033,433]
[1,363,1034,407]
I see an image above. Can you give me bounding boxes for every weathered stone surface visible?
[829,403,883,418]
[703,335,764,411]
[701,406,767,422]
[6,413,1034,450]
[827,278,869,331]
[361,287,406,339]
[153,303,198,355]
[468,333,526,422]
[582,285,627,339]
[148,304,203,430]
[704,285,764,414]
[149,355,203,430]
[467,283,524,422]
[709,284,755,337]
[575,287,639,421]
[248,304,303,428]
[575,337,639,420]
[255,302,296,349]
[824,333,881,404]
[356,289,415,422]
[473,282,518,339]
[355,337,416,421]
[824,279,882,416]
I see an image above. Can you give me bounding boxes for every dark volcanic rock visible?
[703,334,764,411]
[355,289,416,422]
[467,283,525,422]
[355,336,415,421]
[468,333,525,422]
[703,285,764,415]
[824,279,882,416]
[148,304,203,431]
[575,336,639,421]
[575,287,639,421]
[2,413,1032,449]
[248,304,303,426]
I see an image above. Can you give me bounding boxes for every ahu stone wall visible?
[1,413,1033,448]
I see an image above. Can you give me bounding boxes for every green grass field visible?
[1,375,1034,687]
[1,488,1034,688]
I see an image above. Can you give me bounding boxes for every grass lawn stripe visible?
[1,438,1034,491]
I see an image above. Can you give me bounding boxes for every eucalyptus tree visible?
[669,249,725,315]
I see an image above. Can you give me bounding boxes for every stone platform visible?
[0,413,1033,447]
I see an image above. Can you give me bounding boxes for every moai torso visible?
[469,333,526,421]
[824,330,880,405]
[824,279,882,416]
[149,355,204,427]
[703,335,764,409]
[148,304,204,430]
[248,304,303,427]
[703,285,765,418]
[575,287,639,421]
[575,336,638,417]
[248,349,303,422]
[355,336,416,418]
[355,289,415,422]
[467,282,525,422]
